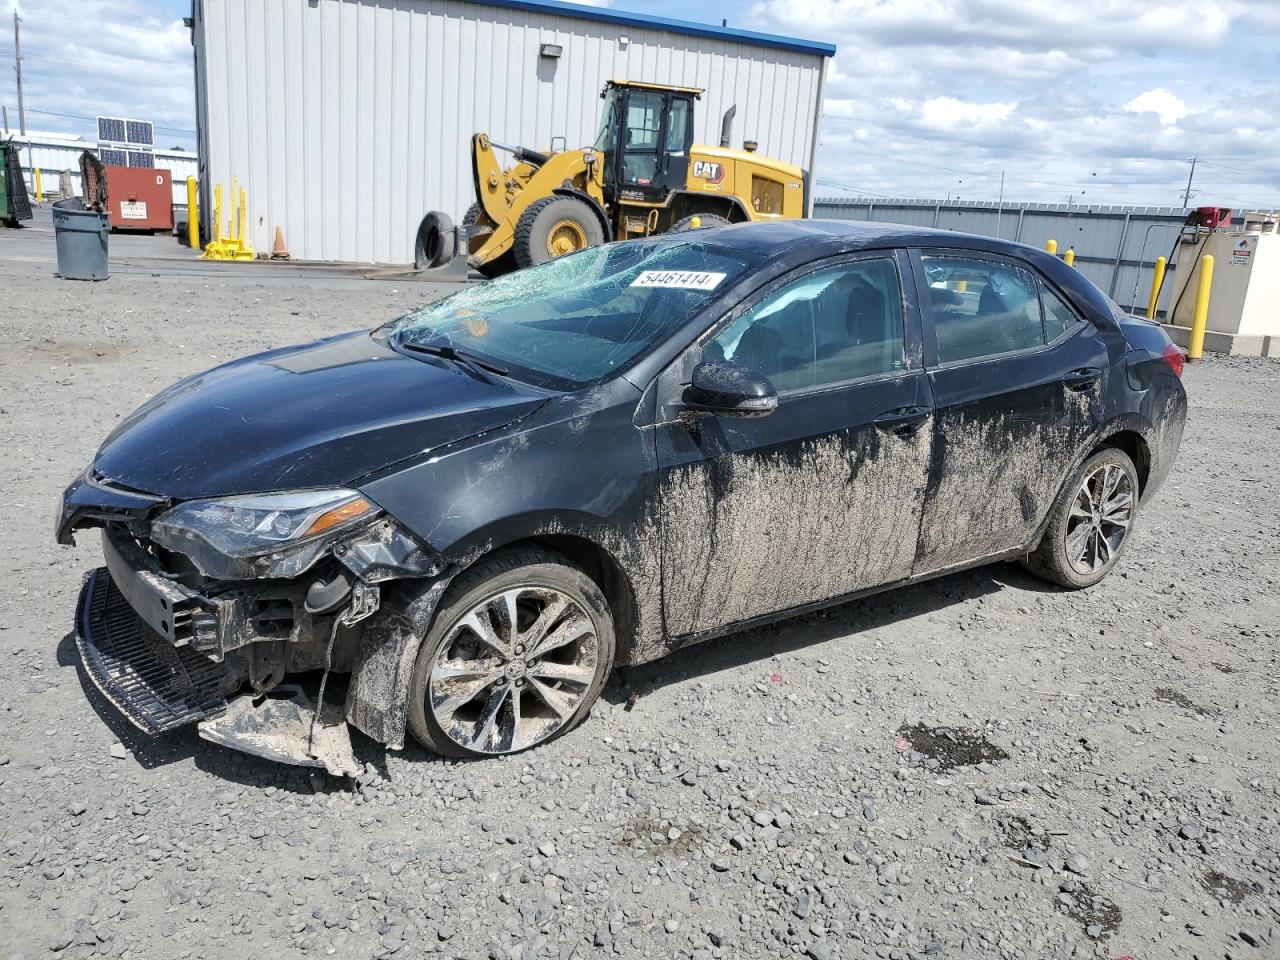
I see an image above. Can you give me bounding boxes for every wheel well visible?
[1095,430,1151,495]
[667,192,750,224]
[456,534,638,662]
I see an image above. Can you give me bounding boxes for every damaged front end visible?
[60,470,445,776]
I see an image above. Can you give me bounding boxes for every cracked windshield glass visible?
[381,240,757,388]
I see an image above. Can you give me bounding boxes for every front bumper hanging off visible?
[75,563,360,777]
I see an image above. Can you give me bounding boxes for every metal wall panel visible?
[194,0,828,264]
[814,197,1195,316]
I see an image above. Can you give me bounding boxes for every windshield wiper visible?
[397,339,510,382]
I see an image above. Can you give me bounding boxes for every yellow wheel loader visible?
[414,80,809,276]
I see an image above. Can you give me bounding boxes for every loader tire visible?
[514,196,604,268]
[414,211,456,270]
[669,213,731,233]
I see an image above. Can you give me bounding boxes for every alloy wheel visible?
[1064,462,1133,576]
[427,586,599,754]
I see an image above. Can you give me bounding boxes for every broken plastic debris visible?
[769,673,783,684]
[198,684,360,778]
[624,692,640,712]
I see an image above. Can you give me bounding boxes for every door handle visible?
[873,405,931,437]
[1062,367,1101,391]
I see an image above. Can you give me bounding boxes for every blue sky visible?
[4,0,1279,207]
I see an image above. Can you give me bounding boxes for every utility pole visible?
[2,104,8,134]
[994,170,1005,238]
[1181,156,1198,207]
[13,10,25,136]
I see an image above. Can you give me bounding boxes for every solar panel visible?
[99,147,128,167]
[98,117,126,143]
[127,151,155,169]
[125,120,154,146]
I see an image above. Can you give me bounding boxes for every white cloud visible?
[3,0,1276,208]
[1124,89,1189,126]
[746,0,1280,206]
[3,0,195,147]
[918,97,1017,133]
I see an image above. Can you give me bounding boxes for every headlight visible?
[151,489,379,579]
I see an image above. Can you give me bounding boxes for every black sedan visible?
[57,220,1187,770]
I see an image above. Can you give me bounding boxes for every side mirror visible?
[680,360,777,418]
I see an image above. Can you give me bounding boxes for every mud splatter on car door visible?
[652,253,936,638]
[912,252,1109,572]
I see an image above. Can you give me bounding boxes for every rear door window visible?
[922,256,1044,363]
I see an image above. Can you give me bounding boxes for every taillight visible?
[1162,344,1185,378]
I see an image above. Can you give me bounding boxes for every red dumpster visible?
[105,166,173,233]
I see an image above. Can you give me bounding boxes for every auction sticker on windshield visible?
[631,271,727,290]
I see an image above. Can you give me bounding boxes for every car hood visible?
[93,331,547,500]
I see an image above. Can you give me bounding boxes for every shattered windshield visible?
[380,240,756,389]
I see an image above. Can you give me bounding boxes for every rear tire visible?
[1020,448,1140,589]
[407,549,615,758]
[669,213,732,233]
[414,211,456,269]
[514,196,604,268]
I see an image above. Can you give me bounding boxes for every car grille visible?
[76,567,227,734]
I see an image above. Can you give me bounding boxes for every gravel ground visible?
[1,266,1278,960]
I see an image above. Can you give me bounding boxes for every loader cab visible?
[595,81,699,206]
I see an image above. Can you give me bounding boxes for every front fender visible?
[551,187,613,241]
[345,572,457,749]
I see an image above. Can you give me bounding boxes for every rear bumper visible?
[75,568,227,734]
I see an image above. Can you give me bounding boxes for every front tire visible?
[513,196,605,268]
[1021,448,1139,589]
[407,549,615,758]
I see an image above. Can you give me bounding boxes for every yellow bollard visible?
[1146,256,1167,319]
[213,184,224,241]
[1187,254,1214,362]
[186,176,200,250]
[34,167,42,203]
[955,279,967,293]
[690,216,701,229]
[238,187,247,244]
[1063,248,1075,267]
[1045,238,1057,255]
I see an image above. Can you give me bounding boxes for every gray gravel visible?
[1,265,1278,960]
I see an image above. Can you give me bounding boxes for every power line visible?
[25,107,195,136]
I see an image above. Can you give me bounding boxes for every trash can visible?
[52,197,109,280]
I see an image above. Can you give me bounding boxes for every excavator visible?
[414,80,809,276]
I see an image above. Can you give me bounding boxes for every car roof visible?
[691,218,1039,261]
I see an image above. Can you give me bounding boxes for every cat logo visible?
[692,160,725,184]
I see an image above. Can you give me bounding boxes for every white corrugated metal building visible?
[190,0,834,264]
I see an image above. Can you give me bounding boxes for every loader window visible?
[382,240,757,390]
[622,90,664,186]
[666,98,691,155]
[625,92,663,150]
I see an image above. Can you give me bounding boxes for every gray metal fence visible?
[813,197,1198,317]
